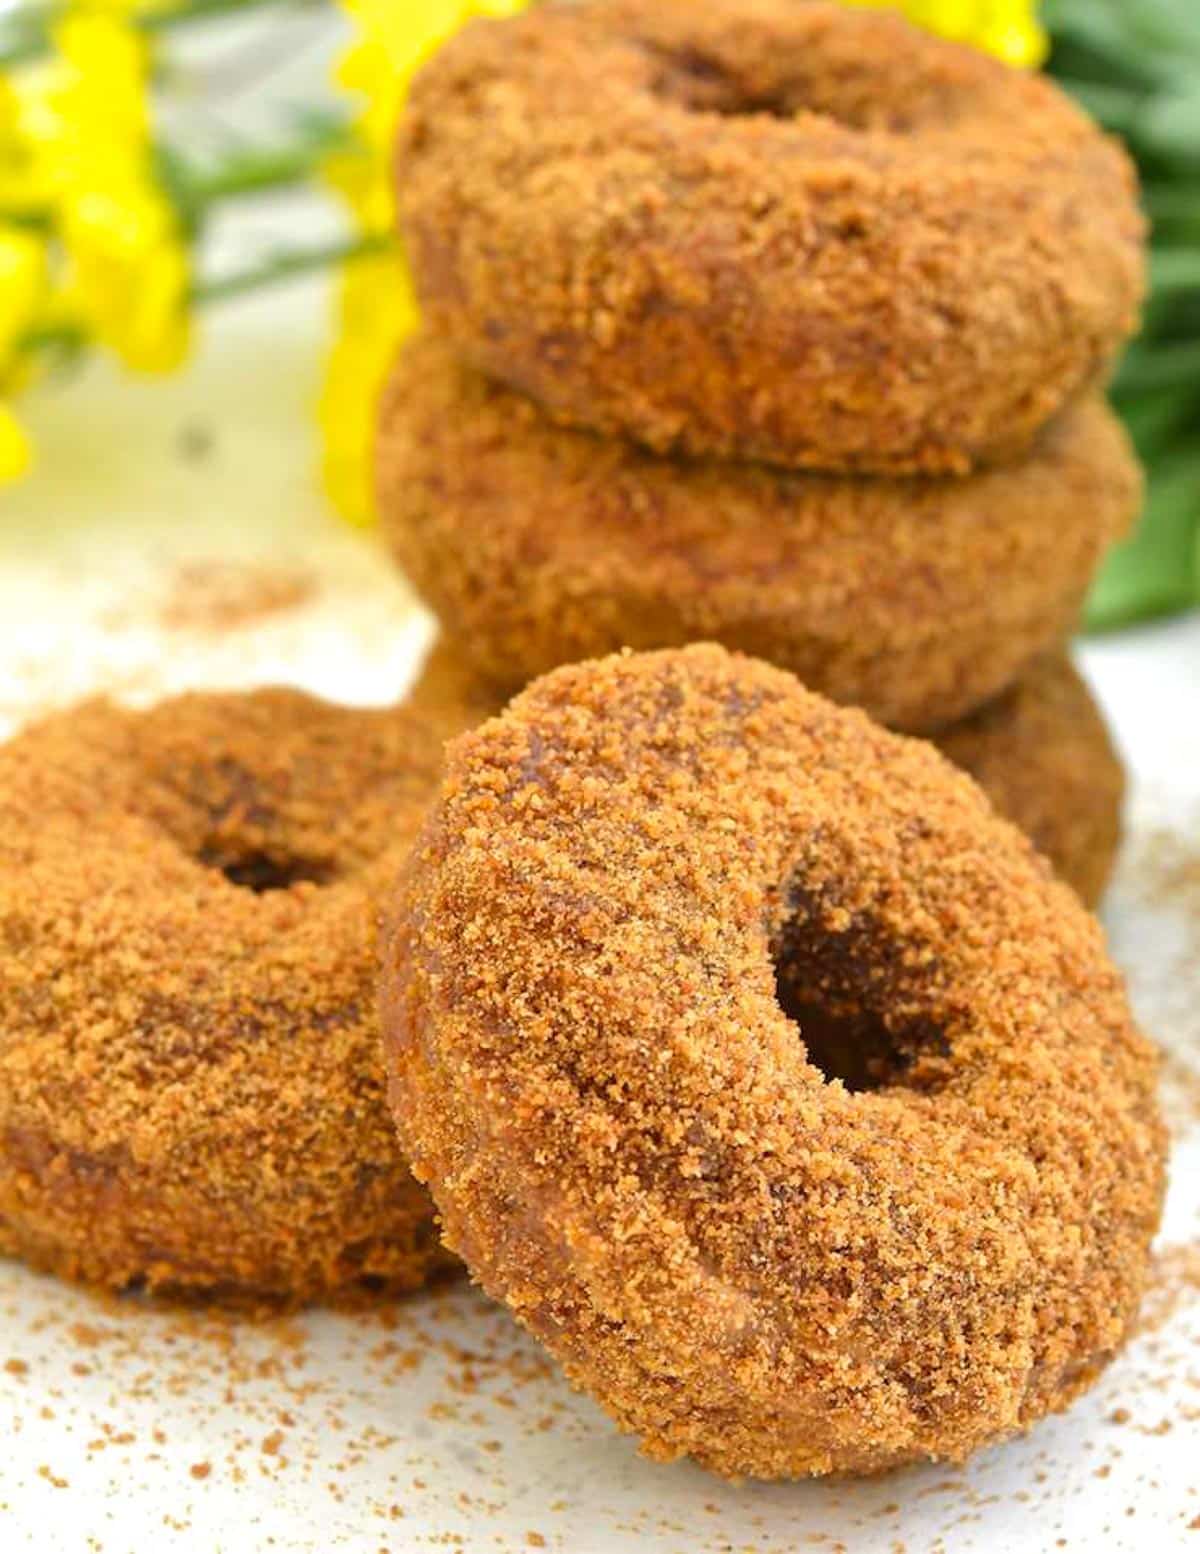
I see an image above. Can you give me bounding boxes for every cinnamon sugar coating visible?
[935,655,1125,910]
[0,690,458,1303]
[397,0,1144,473]
[378,336,1139,731]
[409,642,1125,909]
[383,646,1165,1477]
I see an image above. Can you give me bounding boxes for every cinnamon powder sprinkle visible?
[159,561,316,633]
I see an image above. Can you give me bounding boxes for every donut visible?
[406,637,504,733]
[934,656,1125,910]
[408,640,1124,908]
[382,645,1164,1477]
[396,0,1145,473]
[0,689,457,1303]
[377,334,1140,732]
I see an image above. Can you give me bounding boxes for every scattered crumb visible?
[159,561,316,633]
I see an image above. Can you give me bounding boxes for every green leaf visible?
[1137,83,1200,167]
[1086,454,1200,631]
[1148,248,1200,293]
[1112,385,1200,462]
[1045,0,1179,88]
[1053,77,1146,134]
[1115,338,1200,394]
[1143,183,1200,243]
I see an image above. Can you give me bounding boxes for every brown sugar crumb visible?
[260,1430,286,1456]
[527,1535,547,1548]
[159,561,316,633]
[189,1462,211,1480]
[4,1357,28,1377]
[68,1323,111,1349]
[1120,820,1200,1137]
[1110,1409,1132,1426]
[37,1465,68,1489]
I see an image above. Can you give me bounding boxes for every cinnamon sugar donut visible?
[383,645,1164,1477]
[0,689,456,1303]
[378,335,1139,732]
[408,642,1125,907]
[397,0,1144,472]
[935,656,1125,909]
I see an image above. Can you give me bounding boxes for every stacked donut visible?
[378,0,1147,905]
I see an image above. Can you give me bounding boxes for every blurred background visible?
[0,0,1197,639]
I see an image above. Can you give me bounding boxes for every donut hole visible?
[648,47,796,120]
[200,845,336,894]
[772,907,951,1094]
[645,46,920,131]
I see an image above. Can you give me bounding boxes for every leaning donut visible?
[396,0,1144,472]
[935,654,1125,909]
[378,334,1139,732]
[407,640,1124,908]
[0,689,456,1303]
[383,645,1164,1477]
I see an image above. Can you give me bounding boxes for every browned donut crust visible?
[936,656,1124,910]
[406,638,504,733]
[0,690,458,1304]
[397,0,1145,473]
[408,641,1124,908]
[377,336,1140,732]
[382,645,1165,1478]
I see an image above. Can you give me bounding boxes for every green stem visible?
[193,232,386,303]
[20,232,387,357]
[179,140,353,206]
[0,0,318,68]
[141,0,326,38]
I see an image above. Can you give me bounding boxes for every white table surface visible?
[1,284,1197,1554]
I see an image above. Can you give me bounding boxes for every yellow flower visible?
[852,0,1046,67]
[0,227,45,368]
[60,184,190,371]
[4,65,62,216]
[0,402,31,481]
[320,250,420,526]
[0,79,40,217]
[0,112,50,479]
[45,13,191,371]
[321,0,534,523]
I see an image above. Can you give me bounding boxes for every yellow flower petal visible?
[319,252,420,526]
[41,14,191,374]
[848,0,1046,63]
[0,228,46,359]
[322,0,536,524]
[0,402,31,482]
